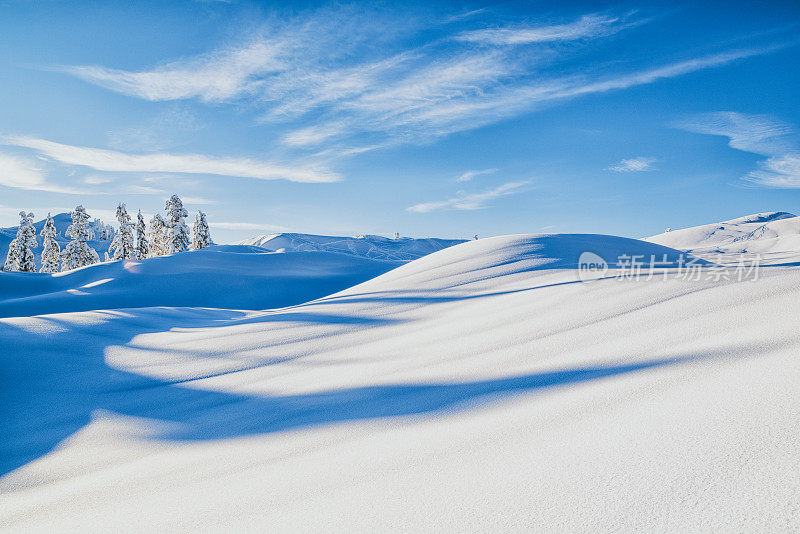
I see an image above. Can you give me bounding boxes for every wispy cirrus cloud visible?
[407,180,530,213]
[2,136,339,183]
[60,40,284,103]
[454,13,632,45]
[210,221,291,232]
[607,157,656,172]
[674,111,800,187]
[0,152,88,194]
[281,45,786,149]
[456,168,498,182]
[50,6,792,157]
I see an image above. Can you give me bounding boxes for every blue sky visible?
[0,0,798,242]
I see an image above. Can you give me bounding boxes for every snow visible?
[1,212,113,269]
[0,246,401,318]
[235,232,466,261]
[1,228,799,531]
[646,211,800,259]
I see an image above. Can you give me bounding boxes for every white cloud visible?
[49,6,791,155]
[674,111,800,187]
[182,196,221,205]
[0,152,88,194]
[210,221,290,231]
[61,40,284,102]
[745,153,800,187]
[280,45,784,148]
[407,181,530,213]
[3,136,340,183]
[126,184,166,195]
[455,168,498,182]
[84,175,113,184]
[607,157,656,172]
[675,111,794,155]
[454,14,627,45]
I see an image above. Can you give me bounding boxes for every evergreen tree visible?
[61,205,100,271]
[147,213,168,257]
[39,212,61,273]
[192,211,212,250]
[3,211,37,272]
[136,210,149,259]
[165,194,190,254]
[109,203,136,260]
[3,237,18,272]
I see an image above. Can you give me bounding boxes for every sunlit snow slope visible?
[1,233,798,531]
[646,211,800,259]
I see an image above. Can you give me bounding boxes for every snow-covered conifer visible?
[3,211,37,272]
[136,210,149,259]
[61,205,100,271]
[3,237,19,272]
[192,211,211,250]
[39,213,61,273]
[147,213,168,257]
[109,203,136,260]
[165,194,190,254]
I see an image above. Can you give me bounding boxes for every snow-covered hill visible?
[234,232,465,261]
[2,232,798,531]
[0,245,400,318]
[646,211,800,257]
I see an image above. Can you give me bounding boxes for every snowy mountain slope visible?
[646,211,800,257]
[234,232,465,261]
[0,246,401,318]
[1,212,115,268]
[2,233,798,531]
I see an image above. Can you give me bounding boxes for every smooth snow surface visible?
[0,246,400,318]
[1,232,799,532]
[646,211,800,259]
[235,232,465,260]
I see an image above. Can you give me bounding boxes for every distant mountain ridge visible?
[234,232,466,261]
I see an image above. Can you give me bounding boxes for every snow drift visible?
[1,230,799,531]
[0,246,401,318]
[646,211,800,257]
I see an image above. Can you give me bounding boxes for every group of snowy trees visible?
[2,195,212,273]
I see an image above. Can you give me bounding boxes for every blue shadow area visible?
[0,304,710,480]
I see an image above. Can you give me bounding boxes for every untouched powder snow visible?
[1,233,799,531]
[0,245,401,318]
[234,232,466,261]
[646,211,800,258]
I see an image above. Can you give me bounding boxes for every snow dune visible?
[1,233,799,531]
[646,211,800,259]
[0,246,400,318]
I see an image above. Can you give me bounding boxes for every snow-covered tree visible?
[136,210,149,259]
[3,211,37,272]
[147,213,168,257]
[109,203,136,260]
[165,194,190,254]
[3,236,19,272]
[39,213,61,273]
[192,211,211,250]
[61,205,100,271]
